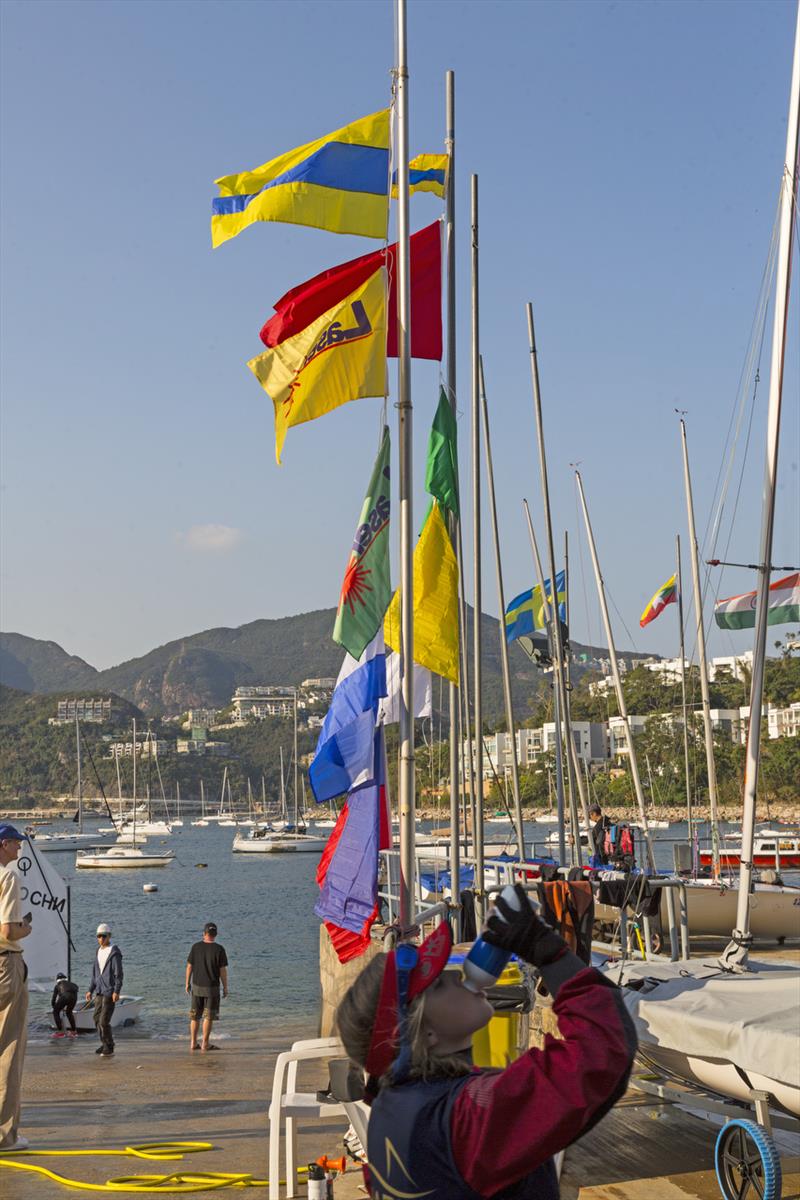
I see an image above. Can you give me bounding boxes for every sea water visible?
[26,817,796,1041]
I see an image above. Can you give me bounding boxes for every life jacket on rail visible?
[603,823,636,870]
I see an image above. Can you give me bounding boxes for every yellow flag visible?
[248,267,387,463]
[384,501,459,684]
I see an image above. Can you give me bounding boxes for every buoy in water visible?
[195,863,208,869]
[143,883,158,893]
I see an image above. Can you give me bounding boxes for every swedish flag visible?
[505,573,566,644]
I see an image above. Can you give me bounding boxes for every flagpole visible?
[575,470,656,872]
[564,531,591,831]
[445,68,461,939]
[676,534,694,841]
[525,305,581,867]
[395,0,416,934]
[471,174,486,922]
[725,8,800,969]
[522,500,566,863]
[679,418,720,879]
[479,358,526,861]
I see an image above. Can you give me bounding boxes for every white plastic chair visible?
[268,1036,349,1199]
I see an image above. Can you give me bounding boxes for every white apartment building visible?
[607,714,648,759]
[107,739,169,758]
[231,686,295,721]
[644,657,689,683]
[52,697,113,724]
[542,720,607,764]
[709,651,754,683]
[766,702,800,740]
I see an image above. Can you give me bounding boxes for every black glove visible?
[483,883,567,968]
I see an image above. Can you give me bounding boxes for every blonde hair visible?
[336,953,472,1088]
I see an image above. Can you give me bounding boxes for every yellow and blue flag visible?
[212,110,390,247]
[505,573,566,644]
[247,267,387,464]
[391,153,449,199]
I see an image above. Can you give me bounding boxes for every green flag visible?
[425,388,459,517]
[333,426,392,660]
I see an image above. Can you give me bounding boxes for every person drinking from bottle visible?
[336,884,637,1199]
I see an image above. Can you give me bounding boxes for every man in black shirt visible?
[589,803,611,867]
[51,973,79,1037]
[185,922,228,1052]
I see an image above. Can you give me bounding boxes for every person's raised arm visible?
[450,885,637,1196]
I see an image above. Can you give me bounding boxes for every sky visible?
[1,0,798,672]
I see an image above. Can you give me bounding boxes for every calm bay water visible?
[25,815,796,1041]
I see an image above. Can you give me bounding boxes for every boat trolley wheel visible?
[714,1118,782,1200]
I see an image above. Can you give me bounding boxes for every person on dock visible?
[86,922,123,1058]
[0,823,33,1151]
[336,884,637,1200]
[589,803,611,867]
[51,972,79,1037]
[185,922,228,1052]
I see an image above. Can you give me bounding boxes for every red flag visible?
[260,221,442,360]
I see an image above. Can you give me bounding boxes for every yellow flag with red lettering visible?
[247,267,387,463]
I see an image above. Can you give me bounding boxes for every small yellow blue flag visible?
[391,154,449,199]
[212,110,390,247]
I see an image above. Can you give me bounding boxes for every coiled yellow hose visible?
[0,1141,301,1192]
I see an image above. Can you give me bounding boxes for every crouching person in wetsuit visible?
[336,884,637,1199]
[51,972,79,1036]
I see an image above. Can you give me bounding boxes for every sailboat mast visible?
[680,419,721,877]
[132,718,137,844]
[395,0,416,933]
[676,534,694,838]
[564,532,592,831]
[479,358,526,859]
[445,68,461,939]
[75,714,83,833]
[292,688,299,824]
[522,500,567,863]
[725,9,800,968]
[526,306,582,865]
[575,471,656,872]
[471,174,486,919]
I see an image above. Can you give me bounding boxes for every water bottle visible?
[307,1163,327,1200]
[462,884,522,992]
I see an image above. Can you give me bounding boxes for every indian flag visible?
[714,572,800,631]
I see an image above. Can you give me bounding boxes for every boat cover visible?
[599,957,800,1088]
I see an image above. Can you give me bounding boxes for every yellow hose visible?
[0,1142,285,1192]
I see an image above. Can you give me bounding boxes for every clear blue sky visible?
[1,0,798,671]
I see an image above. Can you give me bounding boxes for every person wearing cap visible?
[185,922,228,1052]
[51,972,79,1037]
[336,885,637,1199]
[0,822,32,1150]
[86,923,123,1057]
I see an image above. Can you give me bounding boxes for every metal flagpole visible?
[293,688,300,824]
[479,358,526,860]
[575,471,656,872]
[679,419,720,879]
[676,534,694,839]
[525,305,581,866]
[724,7,800,971]
[445,69,461,939]
[395,0,416,933]
[563,530,591,835]
[522,500,566,863]
[471,174,485,921]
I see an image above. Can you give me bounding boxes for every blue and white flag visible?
[308,633,387,803]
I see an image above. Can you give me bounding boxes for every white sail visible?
[10,847,69,987]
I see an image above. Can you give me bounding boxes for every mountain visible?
[0,632,99,693]
[1,611,638,721]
